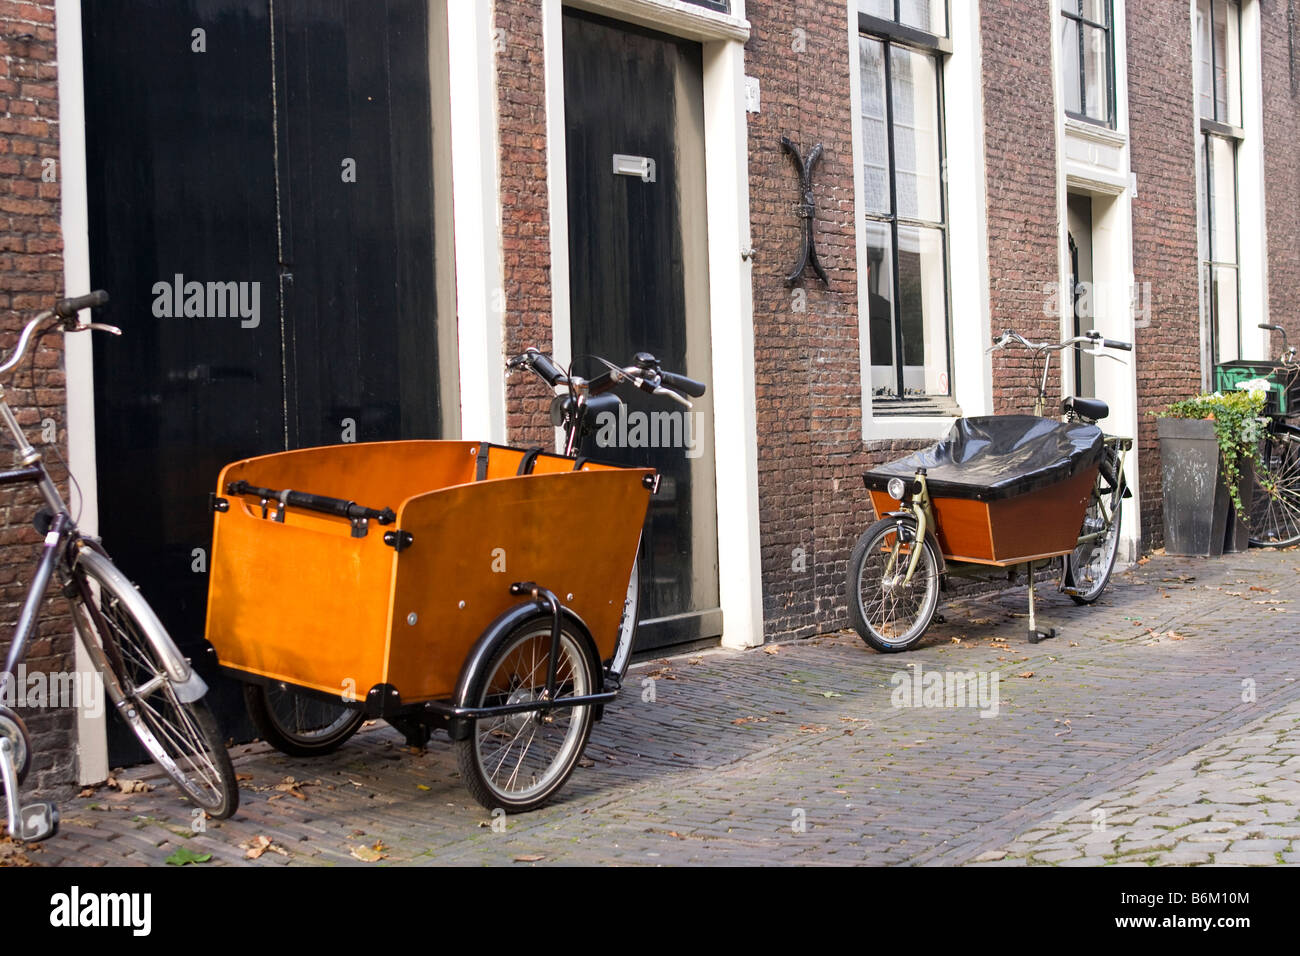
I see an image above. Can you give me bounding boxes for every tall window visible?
[1197,0,1242,363]
[859,2,951,401]
[1059,0,1115,126]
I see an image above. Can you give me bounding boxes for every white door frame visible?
[542,0,764,649]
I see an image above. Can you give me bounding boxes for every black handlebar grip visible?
[529,352,568,386]
[658,369,707,398]
[1103,338,1133,352]
[55,290,109,318]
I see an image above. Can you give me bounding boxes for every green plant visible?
[1158,389,1269,520]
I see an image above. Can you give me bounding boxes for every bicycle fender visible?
[881,510,946,578]
[447,601,600,741]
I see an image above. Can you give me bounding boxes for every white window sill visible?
[863,415,956,442]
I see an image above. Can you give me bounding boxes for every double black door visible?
[82,0,441,761]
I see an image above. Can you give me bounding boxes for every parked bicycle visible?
[848,329,1132,652]
[239,347,704,775]
[1241,324,1300,547]
[0,292,237,842]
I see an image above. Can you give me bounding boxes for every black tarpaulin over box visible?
[863,415,1104,502]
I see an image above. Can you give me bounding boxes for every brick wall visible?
[745,1,896,639]
[495,0,557,448]
[1263,0,1300,345]
[1127,0,1202,549]
[979,0,1061,416]
[0,2,75,796]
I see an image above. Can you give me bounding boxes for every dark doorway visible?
[1067,192,1095,399]
[562,10,721,653]
[81,0,442,764]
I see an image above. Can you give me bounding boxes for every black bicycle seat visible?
[1063,396,1108,422]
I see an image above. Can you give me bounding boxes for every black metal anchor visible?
[780,136,829,288]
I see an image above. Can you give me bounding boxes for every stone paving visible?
[983,701,1300,866]
[9,548,1300,866]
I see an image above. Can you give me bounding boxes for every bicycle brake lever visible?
[653,386,693,409]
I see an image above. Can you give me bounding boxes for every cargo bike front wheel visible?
[456,616,600,813]
[244,683,365,757]
[848,517,942,653]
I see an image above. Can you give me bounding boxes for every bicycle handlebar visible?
[55,289,109,318]
[507,348,706,407]
[989,329,1132,355]
[0,292,118,377]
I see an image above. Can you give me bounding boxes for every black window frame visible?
[857,6,954,407]
[1060,0,1117,128]
[1199,0,1243,125]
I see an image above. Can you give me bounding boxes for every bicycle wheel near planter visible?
[1249,424,1300,547]
[1062,452,1124,604]
[71,549,238,819]
[244,683,365,757]
[848,517,941,653]
[455,617,598,813]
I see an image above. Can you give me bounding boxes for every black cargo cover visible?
[863,415,1104,502]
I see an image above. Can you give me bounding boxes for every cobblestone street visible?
[15,549,1300,867]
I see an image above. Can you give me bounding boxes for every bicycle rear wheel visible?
[70,549,238,819]
[1062,452,1124,604]
[1249,424,1300,547]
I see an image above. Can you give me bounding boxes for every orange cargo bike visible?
[848,330,1134,652]
[205,349,704,812]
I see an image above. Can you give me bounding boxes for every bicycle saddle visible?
[1063,396,1108,422]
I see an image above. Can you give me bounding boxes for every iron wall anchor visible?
[780,136,829,288]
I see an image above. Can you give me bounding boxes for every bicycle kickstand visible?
[0,738,58,842]
[1026,562,1056,645]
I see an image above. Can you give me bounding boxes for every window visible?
[1197,0,1243,362]
[858,4,951,402]
[1059,0,1115,126]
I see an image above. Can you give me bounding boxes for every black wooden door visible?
[562,10,721,652]
[82,0,440,764]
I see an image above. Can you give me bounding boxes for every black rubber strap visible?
[516,447,544,476]
[475,445,491,481]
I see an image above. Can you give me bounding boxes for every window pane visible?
[890,46,942,223]
[1060,16,1081,115]
[1082,24,1109,122]
[1212,264,1240,362]
[1196,0,1213,119]
[1220,0,1241,125]
[896,225,949,396]
[1059,0,1078,12]
[864,220,898,396]
[859,36,890,216]
[1081,0,1107,24]
[1208,134,1237,264]
[861,0,893,20]
[899,0,946,36]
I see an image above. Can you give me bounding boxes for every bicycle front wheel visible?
[1249,424,1300,547]
[71,549,238,819]
[455,618,597,813]
[244,682,364,757]
[848,517,941,653]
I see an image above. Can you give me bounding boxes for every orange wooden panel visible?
[989,465,1097,561]
[386,467,652,701]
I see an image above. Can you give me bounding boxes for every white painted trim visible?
[701,36,763,648]
[1236,0,1268,360]
[55,0,108,785]
[851,0,992,439]
[446,0,507,441]
[542,1,763,648]
[564,0,750,42]
[1051,0,1142,563]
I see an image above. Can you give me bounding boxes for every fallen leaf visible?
[235,773,254,782]
[165,847,212,866]
[763,645,780,655]
[78,787,96,798]
[416,784,431,791]
[350,840,388,862]
[245,835,272,859]
[732,716,768,726]
[1017,671,1035,679]
[513,854,545,862]
[798,724,829,733]
[821,691,843,698]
